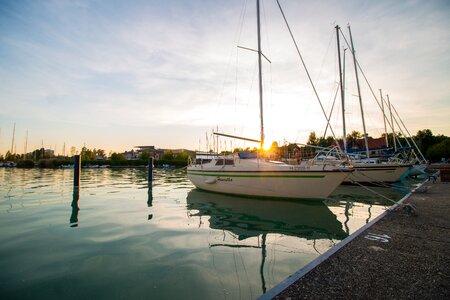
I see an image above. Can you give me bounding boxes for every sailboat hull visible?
[345,164,411,183]
[187,169,350,199]
[408,164,427,177]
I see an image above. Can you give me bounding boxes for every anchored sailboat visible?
[187,0,352,199]
[333,25,411,184]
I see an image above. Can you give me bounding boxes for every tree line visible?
[0,147,192,168]
[304,129,449,162]
[1,128,448,166]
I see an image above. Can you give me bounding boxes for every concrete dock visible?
[259,178,450,299]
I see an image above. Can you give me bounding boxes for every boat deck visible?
[259,176,450,299]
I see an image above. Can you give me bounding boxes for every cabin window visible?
[196,159,211,165]
[215,159,234,166]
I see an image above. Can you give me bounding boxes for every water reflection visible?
[70,188,80,227]
[186,189,347,241]
[1,168,419,300]
[186,189,348,294]
[147,188,153,220]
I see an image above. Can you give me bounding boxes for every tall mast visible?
[348,25,369,158]
[379,89,389,147]
[335,25,347,153]
[386,94,397,151]
[11,122,15,154]
[24,129,28,156]
[256,0,264,150]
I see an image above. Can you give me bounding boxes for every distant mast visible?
[24,129,28,156]
[379,89,389,147]
[11,123,15,154]
[387,94,397,152]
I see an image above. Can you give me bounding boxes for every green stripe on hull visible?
[188,172,325,179]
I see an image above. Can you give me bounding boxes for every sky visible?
[1,0,449,155]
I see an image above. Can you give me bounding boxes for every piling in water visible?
[74,155,81,188]
[148,157,153,185]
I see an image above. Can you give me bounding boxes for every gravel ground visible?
[272,180,450,300]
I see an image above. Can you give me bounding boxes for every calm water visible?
[0,168,419,299]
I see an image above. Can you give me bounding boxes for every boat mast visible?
[24,129,28,156]
[386,94,397,152]
[379,89,389,148]
[11,122,15,154]
[256,0,264,150]
[391,103,427,162]
[348,25,369,158]
[335,25,347,153]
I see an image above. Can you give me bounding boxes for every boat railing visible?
[307,145,351,169]
[190,152,237,167]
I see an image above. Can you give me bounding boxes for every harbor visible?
[0,166,424,299]
[260,172,450,299]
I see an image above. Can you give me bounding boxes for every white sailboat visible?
[333,25,411,184]
[187,0,352,199]
[347,158,411,183]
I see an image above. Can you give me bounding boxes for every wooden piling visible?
[74,155,81,188]
[148,157,153,185]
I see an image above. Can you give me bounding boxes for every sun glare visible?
[262,142,272,151]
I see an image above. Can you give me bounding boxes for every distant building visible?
[123,149,139,160]
[341,137,389,156]
[44,149,54,157]
[134,146,162,159]
[159,148,195,159]
[119,146,195,160]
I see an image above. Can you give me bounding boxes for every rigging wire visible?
[315,27,337,87]
[236,241,254,299]
[338,27,397,138]
[234,0,249,136]
[275,0,342,151]
[323,83,340,139]
[217,0,248,111]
